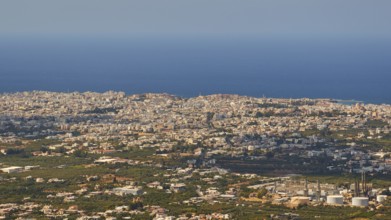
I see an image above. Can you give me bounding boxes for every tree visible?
[5,148,24,155]
[40,146,50,153]
[265,151,274,159]
[257,187,268,198]
[73,149,88,158]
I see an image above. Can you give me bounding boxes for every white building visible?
[0,166,23,173]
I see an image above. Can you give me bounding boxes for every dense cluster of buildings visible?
[0,91,390,219]
[1,92,390,173]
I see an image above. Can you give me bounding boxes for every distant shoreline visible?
[1,90,389,105]
[332,99,365,105]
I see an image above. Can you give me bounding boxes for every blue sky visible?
[1,0,391,38]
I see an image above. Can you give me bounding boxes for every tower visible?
[316,179,321,201]
[274,181,277,193]
[361,171,367,196]
[355,178,360,197]
[304,178,309,197]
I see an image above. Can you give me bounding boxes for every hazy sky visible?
[1,0,391,38]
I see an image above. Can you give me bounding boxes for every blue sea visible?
[0,36,390,104]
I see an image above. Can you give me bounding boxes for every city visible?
[0,91,390,219]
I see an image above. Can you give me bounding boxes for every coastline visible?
[1,90,389,105]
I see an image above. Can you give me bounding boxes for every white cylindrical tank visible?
[376,195,387,203]
[352,197,369,207]
[326,195,343,205]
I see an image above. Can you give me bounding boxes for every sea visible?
[0,35,390,104]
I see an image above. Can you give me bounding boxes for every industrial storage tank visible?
[326,195,343,205]
[376,195,387,203]
[352,197,369,207]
